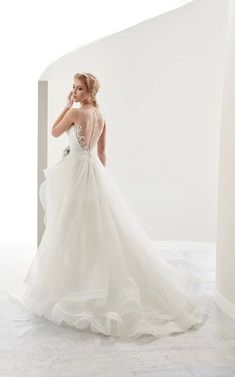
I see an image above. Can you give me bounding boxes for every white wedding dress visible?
[22,109,208,340]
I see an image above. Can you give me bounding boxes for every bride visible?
[22,72,208,340]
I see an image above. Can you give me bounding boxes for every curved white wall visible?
[215,0,235,320]
[39,0,229,243]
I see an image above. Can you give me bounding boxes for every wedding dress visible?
[22,108,208,340]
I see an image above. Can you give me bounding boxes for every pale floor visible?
[1,242,235,377]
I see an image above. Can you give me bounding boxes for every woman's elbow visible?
[98,151,106,166]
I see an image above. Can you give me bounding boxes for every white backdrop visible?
[0,0,196,243]
[40,0,229,242]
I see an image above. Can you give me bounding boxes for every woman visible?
[22,72,208,341]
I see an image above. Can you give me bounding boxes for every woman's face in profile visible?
[72,79,89,103]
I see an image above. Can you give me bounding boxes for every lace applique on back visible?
[73,110,103,151]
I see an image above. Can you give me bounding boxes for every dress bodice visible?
[65,109,104,158]
[66,126,96,155]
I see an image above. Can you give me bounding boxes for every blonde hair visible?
[74,72,100,107]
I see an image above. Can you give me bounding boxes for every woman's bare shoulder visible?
[72,107,105,128]
[71,108,83,122]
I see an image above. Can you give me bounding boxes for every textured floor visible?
[1,242,235,377]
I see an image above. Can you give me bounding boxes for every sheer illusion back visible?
[72,109,104,151]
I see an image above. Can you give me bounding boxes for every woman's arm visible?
[52,107,71,131]
[51,107,76,137]
[51,91,75,137]
[97,120,106,166]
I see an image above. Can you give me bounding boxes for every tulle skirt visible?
[22,150,208,340]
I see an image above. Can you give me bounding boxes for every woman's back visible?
[71,107,105,151]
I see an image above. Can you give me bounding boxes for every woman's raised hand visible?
[66,90,74,108]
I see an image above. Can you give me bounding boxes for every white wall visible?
[0,0,196,244]
[215,0,235,319]
[40,0,229,242]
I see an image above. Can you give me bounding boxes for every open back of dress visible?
[73,109,104,151]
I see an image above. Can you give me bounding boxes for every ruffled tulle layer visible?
[22,150,208,340]
[22,273,207,341]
